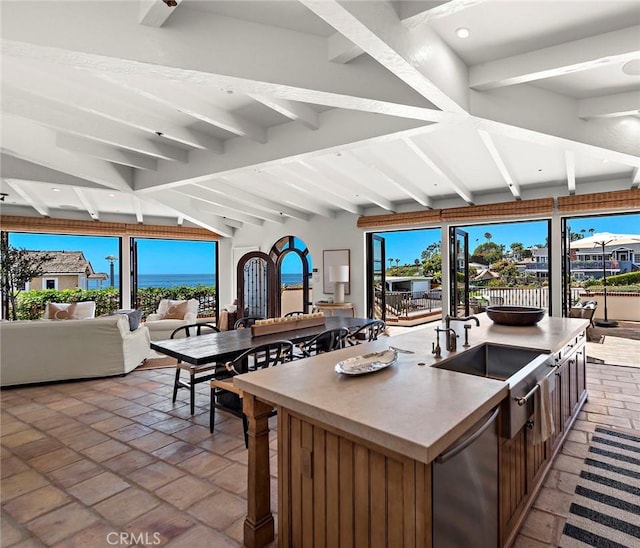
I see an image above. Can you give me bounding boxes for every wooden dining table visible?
[149,315,370,366]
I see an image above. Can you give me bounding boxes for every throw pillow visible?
[110,309,144,331]
[163,301,188,319]
[48,302,78,320]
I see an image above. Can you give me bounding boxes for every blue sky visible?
[8,212,638,273]
[8,233,216,275]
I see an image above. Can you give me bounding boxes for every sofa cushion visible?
[44,301,96,320]
[111,309,144,331]
[48,302,78,320]
[163,300,189,319]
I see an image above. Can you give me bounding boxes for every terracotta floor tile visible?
[151,417,192,434]
[75,409,115,425]
[1,513,28,546]
[518,508,563,544]
[81,439,131,462]
[124,504,195,544]
[48,459,104,488]
[67,471,130,505]
[1,429,46,448]
[64,430,110,451]
[102,449,156,475]
[165,524,240,547]
[10,437,66,462]
[128,461,185,490]
[45,422,89,441]
[109,423,155,442]
[176,451,232,478]
[1,420,30,436]
[172,425,212,444]
[209,463,247,496]
[151,441,204,465]
[187,491,246,529]
[113,404,151,418]
[128,431,175,452]
[134,410,173,426]
[51,521,120,548]
[3,485,71,522]
[26,502,99,544]
[91,416,134,433]
[155,475,215,510]
[1,470,49,501]
[94,487,161,525]
[27,447,83,474]
[513,536,552,547]
[1,456,30,478]
[531,487,574,518]
[197,433,245,456]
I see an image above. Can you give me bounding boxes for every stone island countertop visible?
[234,314,589,464]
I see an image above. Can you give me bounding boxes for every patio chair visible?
[171,322,220,415]
[294,327,350,359]
[210,340,294,446]
[569,300,597,328]
[346,320,386,346]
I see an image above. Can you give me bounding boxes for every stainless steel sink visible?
[432,344,553,438]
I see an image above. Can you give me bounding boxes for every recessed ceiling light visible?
[52,188,61,192]
[621,59,640,75]
[456,27,470,39]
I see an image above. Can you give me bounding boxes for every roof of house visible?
[570,233,640,249]
[25,250,97,275]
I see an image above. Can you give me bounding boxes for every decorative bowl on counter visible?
[486,305,545,326]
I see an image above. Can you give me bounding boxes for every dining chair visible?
[233,316,265,329]
[346,319,386,346]
[210,340,294,446]
[171,322,220,415]
[295,327,350,359]
[284,311,305,317]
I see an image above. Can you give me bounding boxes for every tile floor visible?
[1,360,639,547]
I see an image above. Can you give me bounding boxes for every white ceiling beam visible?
[4,88,188,162]
[2,115,134,193]
[99,76,268,143]
[267,165,364,215]
[328,33,364,64]
[578,92,640,120]
[133,196,144,224]
[477,130,521,199]
[632,168,640,190]
[138,0,182,27]
[207,177,312,222]
[311,158,396,212]
[3,60,222,152]
[0,154,104,189]
[400,0,490,28]
[470,26,640,90]
[253,170,335,218]
[301,0,468,113]
[73,188,99,220]
[4,179,50,217]
[248,94,319,130]
[183,184,285,224]
[189,199,263,227]
[176,215,184,227]
[145,191,235,238]
[403,138,475,204]
[348,149,433,208]
[56,134,158,171]
[565,151,576,196]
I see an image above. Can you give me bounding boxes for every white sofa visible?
[0,316,150,387]
[145,298,199,341]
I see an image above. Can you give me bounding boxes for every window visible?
[44,279,57,290]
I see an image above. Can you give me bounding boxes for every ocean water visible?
[89,272,304,289]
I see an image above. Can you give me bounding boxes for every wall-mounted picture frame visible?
[323,249,350,295]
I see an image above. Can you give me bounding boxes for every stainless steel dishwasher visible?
[432,407,499,548]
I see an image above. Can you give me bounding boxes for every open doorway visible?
[366,228,442,325]
[451,220,552,314]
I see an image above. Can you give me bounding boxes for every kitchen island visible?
[235,314,589,547]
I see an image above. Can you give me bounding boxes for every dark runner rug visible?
[559,426,640,547]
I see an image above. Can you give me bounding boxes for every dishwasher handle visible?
[435,407,500,464]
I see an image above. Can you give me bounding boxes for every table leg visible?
[243,394,275,548]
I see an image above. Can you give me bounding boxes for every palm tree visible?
[388,258,393,270]
[484,232,492,242]
[395,258,400,268]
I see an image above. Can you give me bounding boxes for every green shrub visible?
[607,271,640,286]
[14,285,216,320]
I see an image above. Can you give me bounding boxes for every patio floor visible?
[1,346,638,546]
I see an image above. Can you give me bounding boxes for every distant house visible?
[25,251,106,291]
[385,276,432,296]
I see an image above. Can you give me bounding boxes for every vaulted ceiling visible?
[1,0,639,237]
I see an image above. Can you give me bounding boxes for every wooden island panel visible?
[279,409,432,548]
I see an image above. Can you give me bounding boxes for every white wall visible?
[218,212,366,316]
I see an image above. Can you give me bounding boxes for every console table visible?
[315,302,356,317]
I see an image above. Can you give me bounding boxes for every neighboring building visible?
[385,276,432,296]
[570,232,640,280]
[25,251,106,290]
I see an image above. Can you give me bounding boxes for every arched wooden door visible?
[270,236,311,316]
[236,251,277,319]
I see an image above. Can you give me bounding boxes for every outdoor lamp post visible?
[105,255,118,288]
[593,240,618,328]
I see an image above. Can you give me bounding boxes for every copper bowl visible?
[486,306,545,326]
